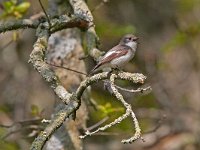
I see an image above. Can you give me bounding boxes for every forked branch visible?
[80,73,146,144]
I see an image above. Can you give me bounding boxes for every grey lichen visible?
[79,72,147,143]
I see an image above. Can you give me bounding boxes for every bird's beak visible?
[133,36,139,42]
[135,36,140,44]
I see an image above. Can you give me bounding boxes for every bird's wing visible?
[100,45,130,65]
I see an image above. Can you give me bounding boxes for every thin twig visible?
[80,113,129,139]
[38,0,51,28]
[0,118,42,129]
[86,116,109,131]
[1,125,43,140]
[92,0,109,12]
[144,114,167,134]
[116,85,152,93]
[47,62,88,76]
[92,132,120,136]
[1,30,25,51]
[103,80,151,94]
[0,39,13,50]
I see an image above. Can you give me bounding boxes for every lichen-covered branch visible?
[28,23,78,149]
[110,74,142,143]
[0,14,89,35]
[50,15,89,33]
[0,19,39,33]
[30,103,79,150]
[0,0,150,149]
[69,0,103,60]
[28,18,147,149]
[79,72,146,143]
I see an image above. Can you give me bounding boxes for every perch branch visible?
[31,63,146,149]
[80,73,146,143]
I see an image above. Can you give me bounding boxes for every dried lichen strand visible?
[110,74,142,144]
[79,72,146,143]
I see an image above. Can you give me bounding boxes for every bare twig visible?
[0,118,42,140]
[38,0,51,28]
[116,85,152,93]
[104,80,152,94]
[1,125,42,140]
[0,29,25,51]
[144,114,167,134]
[0,118,42,129]
[47,62,87,76]
[92,0,110,12]
[0,39,13,50]
[86,116,109,131]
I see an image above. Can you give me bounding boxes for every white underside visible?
[99,49,135,70]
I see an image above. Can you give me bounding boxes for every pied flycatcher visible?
[90,34,139,74]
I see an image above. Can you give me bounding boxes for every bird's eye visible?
[128,37,132,41]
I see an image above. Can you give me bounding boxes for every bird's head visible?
[120,34,139,50]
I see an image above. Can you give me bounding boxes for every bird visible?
[89,34,139,75]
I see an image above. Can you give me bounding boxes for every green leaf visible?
[15,2,30,13]
[3,1,14,11]
[98,103,124,117]
[0,1,30,19]
[30,104,40,117]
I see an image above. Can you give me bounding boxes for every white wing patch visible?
[103,49,121,59]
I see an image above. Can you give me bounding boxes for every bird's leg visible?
[112,66,124,74]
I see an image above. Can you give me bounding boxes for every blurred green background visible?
[0,0,200,149]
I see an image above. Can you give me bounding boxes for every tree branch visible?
[0,19,39,33]
[0,14,89,35]
[69,0,103,60]
[79,73,146,143]
[0,0,151,149]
